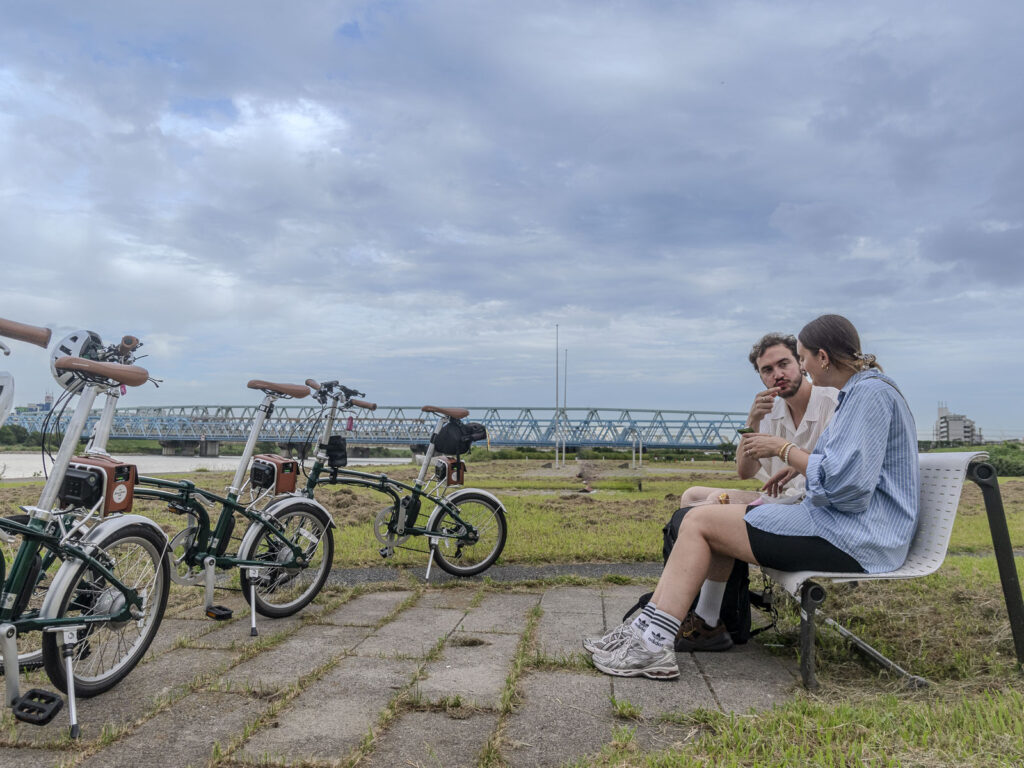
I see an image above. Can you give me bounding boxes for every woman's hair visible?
[798,314,882,373]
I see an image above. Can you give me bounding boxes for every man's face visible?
[755,344,804,398]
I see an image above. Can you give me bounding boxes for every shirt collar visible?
[835,369,881,410]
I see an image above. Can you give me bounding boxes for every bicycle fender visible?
[425,487,507,530]
[38,514,169,620]
[237,496,335,563]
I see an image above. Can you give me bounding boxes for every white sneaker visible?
[582,621,637,655]
[592,633,679,680]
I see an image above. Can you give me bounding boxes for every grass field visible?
[2,456,1023,766]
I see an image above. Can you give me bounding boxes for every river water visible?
[0,452,411,480]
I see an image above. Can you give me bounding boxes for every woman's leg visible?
[651,504,756,620]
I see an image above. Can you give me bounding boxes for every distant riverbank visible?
[0,452,411,481]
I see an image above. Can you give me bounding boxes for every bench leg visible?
[968,462,1024,670]
[799,582,826,690]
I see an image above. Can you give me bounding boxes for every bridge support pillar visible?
[160,441,199,456]
[198,440,220,457]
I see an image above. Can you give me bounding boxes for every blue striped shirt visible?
[745,370,919,573]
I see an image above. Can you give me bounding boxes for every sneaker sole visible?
[592,657,679,680]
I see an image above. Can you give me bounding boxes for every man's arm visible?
[736,386,779,479]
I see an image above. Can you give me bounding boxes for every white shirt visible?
[754,385,839,501]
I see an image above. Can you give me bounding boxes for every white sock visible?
[695,580,727,627]
[630,601,657,633]
[642,608,681,650]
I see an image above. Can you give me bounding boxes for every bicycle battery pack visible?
[60,456,137,515]
[251,454,299,494]
[434,457,466,486]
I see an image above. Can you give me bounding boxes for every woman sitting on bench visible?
[587,314,919,679]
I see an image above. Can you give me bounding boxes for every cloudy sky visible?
[1,1,1021,439]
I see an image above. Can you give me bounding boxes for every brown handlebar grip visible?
[118,335,141,356]
[0,318,52,348]
[350,398,377,411]
[305,379,321,391]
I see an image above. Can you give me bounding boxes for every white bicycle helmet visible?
[50,329,103,391]
[0,370,13,427]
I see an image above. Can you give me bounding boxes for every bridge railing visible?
[6,405,750,449]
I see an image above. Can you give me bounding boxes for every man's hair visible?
[748,333,798,370]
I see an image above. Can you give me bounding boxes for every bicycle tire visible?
[428,491,507,577]
[40,522,170,697]
[239,502,334,618]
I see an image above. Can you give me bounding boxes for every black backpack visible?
[624,506,771,647]
[432,418,487,457]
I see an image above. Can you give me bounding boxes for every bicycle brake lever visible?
[0,341,10,356]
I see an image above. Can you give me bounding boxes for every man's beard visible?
[777,377,803,399]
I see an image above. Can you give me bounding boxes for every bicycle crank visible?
[374,506,410,555]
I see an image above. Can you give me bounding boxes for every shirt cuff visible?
[803,453,827,506]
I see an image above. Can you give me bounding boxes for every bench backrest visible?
[764,451,987,591]
[900,451,988,577]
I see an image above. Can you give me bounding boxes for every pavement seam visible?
[689,653,724,712]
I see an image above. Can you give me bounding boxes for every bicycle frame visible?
[300,386,482,556]
[132,386,335,618]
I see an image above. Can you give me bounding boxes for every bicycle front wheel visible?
[41,523,170,697]
[428,492,507,577]
[239,502,334,618]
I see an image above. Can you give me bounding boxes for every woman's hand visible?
[761,466,799,497]
[739,433,787,460]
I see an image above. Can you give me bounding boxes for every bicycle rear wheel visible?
[428,492,506,577]
[41,522,170,697]
[239,502,334,618]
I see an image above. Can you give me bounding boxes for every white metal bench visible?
[763,451,991,689]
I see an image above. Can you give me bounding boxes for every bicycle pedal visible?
[12,689,64,726]
[205,605,233,621]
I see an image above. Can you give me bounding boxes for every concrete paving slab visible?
[601,583,652,626]
[610,653,717,714]
[237,655,419,764]
[320,589,414,626]
[221,624,371,693]
[539,585,604,615]
[536,610,600,660]
[0,746,70,768]
[360,710,500,768]
[692,642,797,711]
[77,689,268,768]
[145,618,217,659]
[189,609,311,650]
[4,647,235,744]
[458,592,540,634]
[356,606,466,659]
[503,669,614,768]
[416,632,520,709]
[418,587,480,611]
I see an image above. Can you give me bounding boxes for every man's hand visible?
[761,466,798,497]
[747,386,781,428]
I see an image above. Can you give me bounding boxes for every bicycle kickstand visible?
[425,539,438,581]
[58,625,86,739]
[245,567,260,636]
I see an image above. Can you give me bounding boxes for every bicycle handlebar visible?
[349,398,377,411]
[118,335,141,356]
[0,317,52,348]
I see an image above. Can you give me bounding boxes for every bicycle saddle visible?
[421,405,470,420]
[247,380,310,399]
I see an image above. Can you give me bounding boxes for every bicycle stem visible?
[83,385,121,456]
